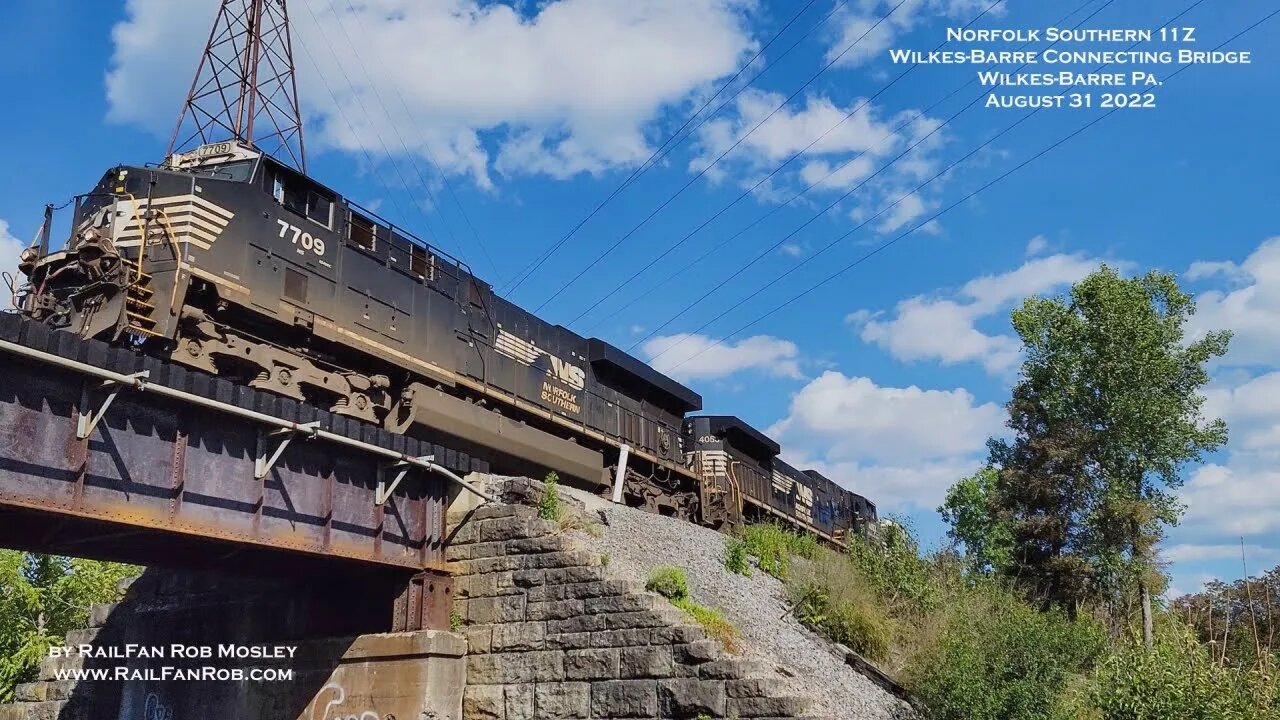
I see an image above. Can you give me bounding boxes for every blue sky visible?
[0,0,1276,598]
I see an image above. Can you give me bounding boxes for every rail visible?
[0,336,495,504]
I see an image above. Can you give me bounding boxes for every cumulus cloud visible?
[106,0,757,187]
[691,89,949,230]
[1180,462,1280,537]
[767,371,1002,509]
[641,333,801,382]
[1163,543,1280,566]
[0,219,22,271]
[849,251,1103,373]
[825,0,1004,68]
[0,220,25,310]
[1186,237,1280,367]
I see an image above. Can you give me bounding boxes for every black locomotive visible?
[12,141,876,543]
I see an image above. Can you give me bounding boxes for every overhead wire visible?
[293,2,467,266]
[501,0,839,295]
[336,0,504,282]
[623,0,1111,348]
[566,0,1013,329]
[530,0,913,313]
[655,0,1272,375]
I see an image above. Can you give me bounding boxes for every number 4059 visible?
[276,219,326,256]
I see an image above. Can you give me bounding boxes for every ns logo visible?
[548,355,586,391]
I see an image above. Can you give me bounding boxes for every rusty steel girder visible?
[0,314,487,571]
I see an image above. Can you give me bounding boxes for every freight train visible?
[10,141,876,547]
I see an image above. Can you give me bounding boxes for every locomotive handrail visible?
[0,336,495,504]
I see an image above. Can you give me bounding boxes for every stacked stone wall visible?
[450,477,820,720]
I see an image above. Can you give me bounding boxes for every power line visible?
[337,0,503,282]
[623,0,1110,349]
[566,0,1011,329]
[656,0,1271,376]
[501,0,838,296]
[290,22,428,251]
[530,0,912,313]
[295,2,466,265]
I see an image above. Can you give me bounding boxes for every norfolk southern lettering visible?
[945,28,1155,43]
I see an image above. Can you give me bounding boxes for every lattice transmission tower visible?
[168,0,307,171]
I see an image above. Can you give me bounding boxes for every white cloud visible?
[1163,543,1280,566]
[1202,371,1280,453]
[1186,237,1280,367]
[780,243,805,257]
[641,333,801,382]
[1024,234,1049,257]
[0,220,24,311]
[849,251,1102,373]
[106,0,757,187]
[1180,462,1280,537]
[0,220,22,276]
[691,89,949,230]
[825,0,1006,69]
[766,371,1002,509]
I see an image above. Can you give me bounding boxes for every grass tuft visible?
[646,566,689,601]
[647,566,739,653]
[724,537,752,576]
[739,522,819,578]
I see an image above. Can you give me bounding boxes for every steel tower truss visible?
[168,0,307,170]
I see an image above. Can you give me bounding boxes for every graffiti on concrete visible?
[312,683,382,720]
[143,693,174,720]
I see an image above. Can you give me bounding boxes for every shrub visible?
[844,521,937,616]
[724,538,751,576]
[740,523,818,579]
[1089,621,1280,720]
[901,587,1105,720]
[538,472,561,521]
[789,551,893,661]
[646,566,689,601]
[792,581,892,662]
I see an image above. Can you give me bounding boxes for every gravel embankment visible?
[563,486,918,720]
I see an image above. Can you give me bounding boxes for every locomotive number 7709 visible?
[276,219,327,256]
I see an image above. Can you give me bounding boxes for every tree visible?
[0,553,136,701]
[939,466,1014,575]
[944,266,1229,644]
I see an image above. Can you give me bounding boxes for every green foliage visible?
[1089,622,1279,720]
[645,566,689,601]
[672,597,739,654]
[845,521,937,616]
[939,466,1014,575]
[538,472,562,521]
[791,574,892,662]
[739,523,818,579]
[903,587,1106,720]
[989,267,1229,614]
[599,553,610,568]
[449,606,464,632]
[645,566,738,652]
[723,538,751,577]
[0,553,137,701]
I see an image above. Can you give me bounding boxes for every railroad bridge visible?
[0,312,493,574]
[0,312,498,718]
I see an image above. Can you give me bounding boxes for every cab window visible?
[263,163,334,228]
